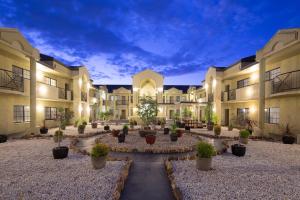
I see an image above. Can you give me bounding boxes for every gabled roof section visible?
[164,85,201,93]
[94,84,132,93]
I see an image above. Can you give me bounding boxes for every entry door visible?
[121,110,126,119]
[225,85,230,100]
[224,109,229,126]
[169,110,174,119]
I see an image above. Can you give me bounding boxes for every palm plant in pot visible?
[196,141,216,171]
[214,125,221,137]
[123,124,129,135]
[170,123,178,142]
[205,102,214,131]
[40,119,48,134]
[239,129,250,144]
[91,121,98,129]
[52,108,68,159]
[78,123,86,134]
[137,96,158,139]
[164,127,170,135]
[129,119,135,129]
[91,143,109,169]
[160,118,166,129]
[280,123,295,144]
[112,129,120,137]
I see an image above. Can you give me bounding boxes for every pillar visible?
[259,58,266,133]
[30,57,37,134]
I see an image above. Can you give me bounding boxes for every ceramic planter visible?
[52,146,69,159]
[282,135,295,144]
[91,156,106,169]
[207,122,214,131]
[104,125,110,131]
[53,135,63,143]
[176,129,183,137]
[239,137,248,144]
[112,130,120,137]
[164,128,170,135]
[78,126,85,134]
[231,144,246,157]
[118,133,125,143]
[145,134,156,145]
[92,122,98,129]
[196,157,212,171]
[170,134,178,142]
[0,135,8,143]
[123,129,128,135]
[185,126,190,132]
[40,127,48,134]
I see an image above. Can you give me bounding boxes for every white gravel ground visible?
[0,139,126,200]
[171,140,300,200]
[89,130,200,153]
[191,127,240,138]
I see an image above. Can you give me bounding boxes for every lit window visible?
[45,107,57,120]
[265,107,280,124]
[13,105,30,123]
[45,77,57,87]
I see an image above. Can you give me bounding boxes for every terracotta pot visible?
[196,157,212,171]
[145,134,156,145]
[118,134,125,143]
[164,128,169,135]
[92,122,98,129]
[91,156,106,169]
[170,134,178,142]
[176,129,183,137]
[112,130,120,137]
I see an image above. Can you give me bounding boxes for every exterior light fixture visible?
[36,70,43,81]
[204,83,208,90]
[79,78,82,88]
[93,98,97,103]
[251,73,258,82]
[38,84,47,95]
[212,79,217,88]
[250,106,256,113]
[158,87,163,92]
[36,105,43,112]
[87,82,91,90]
[78,105,82,113]
[133,87,139,92]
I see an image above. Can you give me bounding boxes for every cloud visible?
[0,0,299,84]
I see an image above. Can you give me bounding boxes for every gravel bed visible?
[0,139,126,200]
[171,140,300,200]
[86,130,200,153]
[191,127,240,138]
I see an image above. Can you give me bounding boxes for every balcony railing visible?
[116,100,128,105]
[228,89,236,101]
[81,92,87,102]
[272,70,300,94]
[208,93,214,102]
[0,69,24,92]
[58,88,73,100]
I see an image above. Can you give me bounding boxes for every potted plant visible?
[82,120,88,126]
[185,125,190,132]
[137,96,158,136]
[118,133,125,143]
[0,134,8,143]
[78,124,86,134]
[40,120,48,134]
[104,125,110,131]
[164,127,170,135]
[52,130,68,159]
[91,121,98,129]
[145,132,156,145]
[228,124,233,131]
[112,129,120,137]
[160,118,166,129]
[231,143,246,157]
[214,125,221,136]
[129,119,135,129]
[239,129,250,144]
[281,124,296,144]
[170,123,178,142]
[205,102,214,131]
[91,143,109,169]
[60,121,66,130]
[196,141,216,171]
[123,124,129,135]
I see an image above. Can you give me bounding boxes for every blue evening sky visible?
[0,0,299,84]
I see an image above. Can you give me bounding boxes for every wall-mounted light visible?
[133,87,139,92]
[87,82,91,90]
[246,87,253,97]
[212,79,217,88]
[36,70,43,81]
[38,84,47,95]
[157,87,163,92]
[86,106,90,113]
[250,106,256,113]
[251,73,258,82]
[78,105,82,113]
[213,106,216,112]
[93,97,97,103]
[204,83,208,90]
[78,78,82,88]
[37,104,44,112]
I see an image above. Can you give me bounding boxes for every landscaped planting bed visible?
[0,139,130,200]
[91,130,200,153]
[167,140,300,199]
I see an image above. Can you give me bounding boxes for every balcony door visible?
[224,109,229,126]
[120,109,126,119]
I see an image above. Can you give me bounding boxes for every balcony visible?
[81,92,87,102]
[58,88,73,101]
[0,69,24,92]
[222,84,258,102]
[116,100,128,105]
[271,70,300,94]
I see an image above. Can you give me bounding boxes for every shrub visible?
[78,124,86,130]
[240,129,250,138]
[91,143,109,158]
[123,124,129,130]
[54,130,63,137]
[196,141,216,158]
[82,120,88,126]
[74,119,80,127]
[214,125,221,136]
[170,123,177,135]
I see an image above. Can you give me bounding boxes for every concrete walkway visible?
[110,152,195,200]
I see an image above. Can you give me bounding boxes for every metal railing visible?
[81,92,87,102]
[116,100,128,105]
[58,88,66,99]
[228,89,236,101]
[0,69,24,92]
[272,70,300,94]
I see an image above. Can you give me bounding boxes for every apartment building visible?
[95,69,204,121]
[203,28,300,136]
[0,28,93,135]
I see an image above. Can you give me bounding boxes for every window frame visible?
[265,68,280,81]
[45,107,57,120]
[237,78,250,89]
[265,107,280,124]
[13,105,30,123]
[45,76,57,87]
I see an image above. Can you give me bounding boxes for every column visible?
[258,58,266,133]
[30,57,37,134]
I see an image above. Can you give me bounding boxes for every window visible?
[237,78,250,89]
[13,105,30,123]
[265,107,280,124]
[265,68,280,81]
[45,77,57,87]
[182,96,186,101]
[45,107,57,120]
[237,108,249,121]
[176,96,180,102]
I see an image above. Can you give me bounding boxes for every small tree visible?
[182,107,192,119]
[205,102,213,123]
[137,96,158,127]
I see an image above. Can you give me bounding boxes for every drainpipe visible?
[259,58,266,134]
